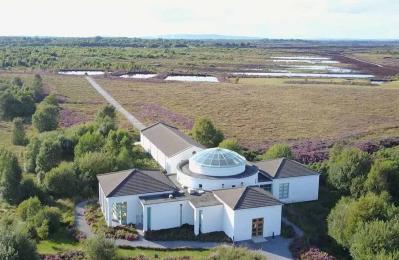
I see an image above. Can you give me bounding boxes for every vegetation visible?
[0,147,22,204]
[263,143,293,160]
[207,246,266,260]
[218,138,243,154]
[144,224,232,243]
[84,203,138,241]
[84,235,116,260]
[32,94,60,132]
[0,221,39,260]
[99,77,399,152]
[12,117,27,145]
[191,117,224,148]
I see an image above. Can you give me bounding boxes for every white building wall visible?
[192,205,224,235]
[140,133,168,170]
[167,146,203,173]
[233,205,282,241]
[222,205,235,239]
[177,170,258,191]
[142,200,194,231]
[272,175,319,203]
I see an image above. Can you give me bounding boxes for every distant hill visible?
[152,34,262,40]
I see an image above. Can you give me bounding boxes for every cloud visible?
[0,0,397,39]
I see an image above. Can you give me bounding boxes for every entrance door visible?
[252,218,264,237]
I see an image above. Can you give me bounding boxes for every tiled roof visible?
[254,158,319,179]
[213,186,282,210]
[141,122,204,157]
[97,169,176,197]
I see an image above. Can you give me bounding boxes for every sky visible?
[1,0,398,39]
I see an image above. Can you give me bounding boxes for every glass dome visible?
[188,148,246,177]
[191,148,245,168]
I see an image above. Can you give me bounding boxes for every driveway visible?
[85,76,146,130]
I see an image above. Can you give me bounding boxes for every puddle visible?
[232,72,374,79]
[58,71,105,76]
[165,76,219,82]
[120,74,157,79]
[290,65,353,73]
[273,59,339,64]
[272,56,330,60]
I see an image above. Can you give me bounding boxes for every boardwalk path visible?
[86,76,146,130]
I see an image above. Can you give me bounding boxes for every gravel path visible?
[86,76,146,130]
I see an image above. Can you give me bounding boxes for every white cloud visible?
[0,0,397,39]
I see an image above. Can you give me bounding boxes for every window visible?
[279,183,289,199]
[260,184,272,193]
[232,185,236,188]
[199,184,203,189]
[240,182,244,186]
[222,184,225,188]
[147,207,152,230]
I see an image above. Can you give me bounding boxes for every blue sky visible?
[1,0,398,39]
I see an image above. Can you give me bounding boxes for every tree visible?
[12,117,27,145]
[327,193,396,248]
[0,223,39,260]
[350,218,399,259]
[365,159,399,199]
[31,74,43,101]
[191,117,224,148]
[74,132,105,158]
[84,235,116,260]
[43,162,77,198]
[42,94,58,106]
[327,146,371,193]
[263,144,293,160]
[32,103,59,132]
[96,104,117,136]
[0,147,22,204]
[16,197,42,221]
[77,152,114,196]
[218,139,242,154]
[25,137,41,173]
[35,139,62,174]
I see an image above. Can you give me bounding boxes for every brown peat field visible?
[98,76,399,150]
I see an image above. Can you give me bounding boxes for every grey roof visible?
[141,122,204,157]
[97,169,176,197]
[140,191,222,208]
[254,158,319,179]
[213,186,282,210]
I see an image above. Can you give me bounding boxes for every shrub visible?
[327,193,397,248]
[350,218,399,260]
[74,132,105,158]
[0,223,39,260]
[327,146,371,193]
[12,117,27,145]
[17,197,42,221]
[35,139,62,174]
[218,139,242,154]
[84,234,116,260]
[191,117,224,148]
[263,143,293,160]
[43,162,77,198]
[32,103,60,132]
[0,147,22,204]
[207,246,266,260]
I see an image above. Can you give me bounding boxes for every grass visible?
[98,76,399,150]
[37,228,81,255]
[117,247,210,259]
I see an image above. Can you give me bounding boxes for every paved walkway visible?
[74,201,301,259]
[85,76,146,130]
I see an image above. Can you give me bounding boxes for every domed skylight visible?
[191,148,246,168]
